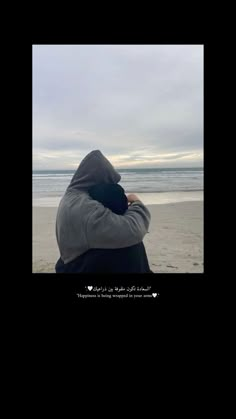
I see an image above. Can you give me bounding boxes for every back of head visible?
[89,183,128,215]
[68,150,121,191]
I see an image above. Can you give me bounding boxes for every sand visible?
[33,201,203,273]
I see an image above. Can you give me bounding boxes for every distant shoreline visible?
[33,190,203,207]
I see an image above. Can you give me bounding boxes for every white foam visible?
[33,191,203,207]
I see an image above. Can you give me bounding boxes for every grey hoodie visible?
[56,150,151,263]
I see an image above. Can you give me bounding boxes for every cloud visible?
[33,44,203,169]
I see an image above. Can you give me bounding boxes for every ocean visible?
[33,168,203,206]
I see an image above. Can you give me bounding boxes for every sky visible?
[33,44,203,170]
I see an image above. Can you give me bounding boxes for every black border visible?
[31,42,208,312]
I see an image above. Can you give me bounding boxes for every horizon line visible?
[33,166,204,171]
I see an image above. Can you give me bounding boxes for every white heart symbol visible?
[152,293,157,298]
[88,286,93,291]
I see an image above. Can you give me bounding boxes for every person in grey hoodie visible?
[55,150,151,273]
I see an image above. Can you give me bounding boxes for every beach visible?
[33,45,203,274]
[33,199,203,274]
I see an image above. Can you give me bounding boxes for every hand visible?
[126,193,140,204]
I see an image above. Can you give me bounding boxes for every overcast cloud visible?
[33,44,203,169]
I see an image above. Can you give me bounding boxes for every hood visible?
[67,150,121,191]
